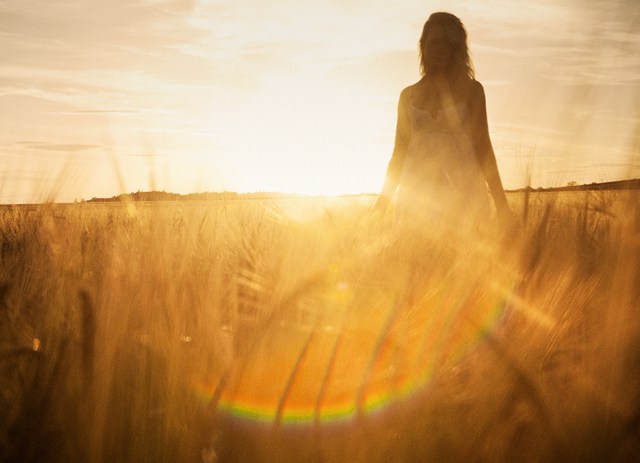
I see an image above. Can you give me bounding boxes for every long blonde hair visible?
[419,12,475,81]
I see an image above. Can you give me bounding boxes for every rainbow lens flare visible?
[195,244,513,428]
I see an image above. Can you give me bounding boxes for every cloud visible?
[0,0,214,106]
[15,142,100,152]
[69,109,138,114]
[327,49,418,92]
[0,0,199,44]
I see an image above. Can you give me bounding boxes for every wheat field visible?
[0,190,639,462]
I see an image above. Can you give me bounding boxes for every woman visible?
[379,12,511,233]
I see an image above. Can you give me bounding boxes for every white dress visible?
[395,97,490,231]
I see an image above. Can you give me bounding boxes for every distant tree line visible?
[508,178,640,193]
[85,179,640,203]
[87,190,319,203]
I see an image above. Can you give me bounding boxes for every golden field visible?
[0,190,639,462]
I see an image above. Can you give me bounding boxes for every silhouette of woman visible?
[378,12,511,232]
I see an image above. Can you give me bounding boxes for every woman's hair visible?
[419,12,475,80]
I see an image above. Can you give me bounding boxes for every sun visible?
[215,75,391,196]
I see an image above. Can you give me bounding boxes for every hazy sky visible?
[1,0,639,202]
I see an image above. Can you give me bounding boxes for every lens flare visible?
[194,238,514,427]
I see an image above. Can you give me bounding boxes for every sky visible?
[1,0,639,203]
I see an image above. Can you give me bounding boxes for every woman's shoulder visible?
[458,79,486,115]
[399,85,414,102]
[396,85,416,112]
[399,79,427,105]
[466,79,486,102]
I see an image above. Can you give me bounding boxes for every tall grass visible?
[0,191,638,462]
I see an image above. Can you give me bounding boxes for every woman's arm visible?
[379,88,411,205]
[468,81,511,215]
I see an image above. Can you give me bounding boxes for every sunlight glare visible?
[220,75,388,196]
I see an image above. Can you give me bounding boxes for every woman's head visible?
[419,12,474,80]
